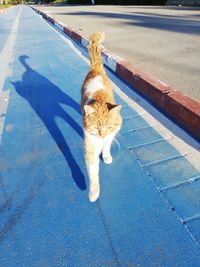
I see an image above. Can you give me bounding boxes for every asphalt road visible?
[37,5,200,102]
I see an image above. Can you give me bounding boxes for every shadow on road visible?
[12,55,86,191]
[63,11,200,34]
[0,55,86,242]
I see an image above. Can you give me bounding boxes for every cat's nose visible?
[99,129,106,138]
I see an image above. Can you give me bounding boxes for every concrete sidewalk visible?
[0,5,200,266]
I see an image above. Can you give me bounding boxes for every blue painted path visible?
[0,5,200,267]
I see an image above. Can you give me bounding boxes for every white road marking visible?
[0,91,10,144]
[0,6,22,144]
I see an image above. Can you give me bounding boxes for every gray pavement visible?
[37,5,200,102]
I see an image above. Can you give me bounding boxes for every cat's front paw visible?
[89,185,100,202]
[103,155,113,164]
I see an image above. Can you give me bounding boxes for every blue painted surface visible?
[1,5,200,267]
[188,220,200,244]
[165,179,200,220]
[133,139,181,165]
[122,126,165,148]
[147,156,200,189]
[121,116,149,134]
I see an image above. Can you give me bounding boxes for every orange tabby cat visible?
[81,32,122,202]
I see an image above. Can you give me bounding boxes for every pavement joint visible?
[128,137,172,149]
[160,177,199,193]
[184,214,200,224]
[142,153,189,167]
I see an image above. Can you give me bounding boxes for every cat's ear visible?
[84,105,96,115]
[107,103,122,113]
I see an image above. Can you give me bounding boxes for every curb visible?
[32,7,200,140]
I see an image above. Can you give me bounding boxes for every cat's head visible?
[83,102,122,138]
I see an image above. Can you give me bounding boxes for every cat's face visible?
[83,103,122,138]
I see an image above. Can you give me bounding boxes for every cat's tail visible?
[88,31,105,71]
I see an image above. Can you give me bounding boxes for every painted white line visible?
[0,91,10,144]
[54,21,64,31]
[0,6,22,144]
[0,7,22,92]
[81,37,88,49]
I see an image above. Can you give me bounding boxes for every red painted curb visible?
[116,60,200,139]
[163,91,200,136]
[63,26,71,36]
[70,30,82,44]
[32,7,200,139]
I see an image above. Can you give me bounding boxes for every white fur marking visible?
[84,130,116,154]
[85,75,104,97]
[84,130,105,152]
[84,96,93,106]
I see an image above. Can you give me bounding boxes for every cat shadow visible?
[12,55,86,191]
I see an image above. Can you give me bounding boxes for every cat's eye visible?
[107,126,113,129]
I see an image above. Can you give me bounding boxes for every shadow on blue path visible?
[12,55,86,191]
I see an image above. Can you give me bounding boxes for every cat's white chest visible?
[85,131,105,144]
[84,130,111,150]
